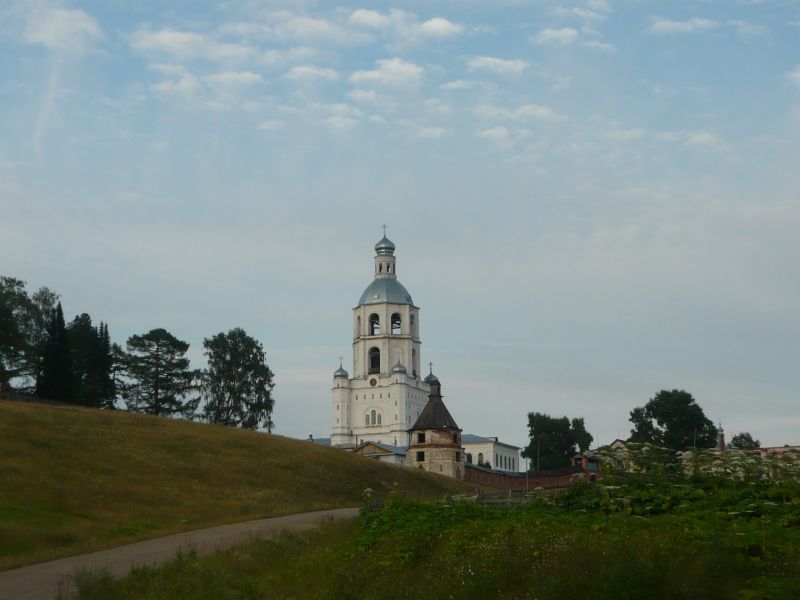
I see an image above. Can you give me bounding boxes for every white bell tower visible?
[331,230,432,448]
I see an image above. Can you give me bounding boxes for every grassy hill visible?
[0,400,471,570]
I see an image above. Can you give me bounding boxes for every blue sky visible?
[2,0,799,450]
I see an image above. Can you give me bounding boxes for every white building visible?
[331,234,433,448]
[462,434,521,472]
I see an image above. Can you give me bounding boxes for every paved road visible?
[0,507,359,600]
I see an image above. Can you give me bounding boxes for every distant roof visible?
[310,437,331,446]
[461,434,521,450]
[411,395,459,431]
[354,441,407,456]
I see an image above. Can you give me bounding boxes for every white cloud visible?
[277,16,372,45]
[534,27,579,45]
[586,0,612,11]
[440,80,474,90]
[467,56,528,76]
[152,75,200,95]
[259,119,285,131]
[476,104,564,121]
[324,115,358,132]
[604,128,647,141]
[131,29,255,61]
[476,126,511,144]
[418,18,464,37]
[349,9,393,29]
[347,89,378,103]
[22,7,102,51]
[655,130,725,148]
[260,47,317,68]
[349,58,423,86]
[729,20,769,37]
[284,65,339,82]
[413,126,448,140]
[786,65,800,91]
[646,18,719,34]
[553,7,606,21]
[583,40,616,53]
[204,71,263,87]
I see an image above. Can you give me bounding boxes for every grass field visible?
[0,400,471,570]
[67,475,800,599]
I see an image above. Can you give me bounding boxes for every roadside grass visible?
[0,400,472,570]
[67,476,800,599]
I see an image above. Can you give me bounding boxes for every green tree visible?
[66,314,116,408]
[521,412,594,470]
[120,328,199,417]
[200,328,275,430]
[729,432,760,450]
[629,389,717,450]
[36,302,77,402]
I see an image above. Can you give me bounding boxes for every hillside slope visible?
[0,400,470,570]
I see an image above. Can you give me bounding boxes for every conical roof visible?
[411,383,459,431]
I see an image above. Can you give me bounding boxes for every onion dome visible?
[333,365,349,379]
[424,366,439,385]
[392,361,408,374]
[374,235,396,256]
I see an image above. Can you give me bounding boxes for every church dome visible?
[392,361,408,374]
[333,365,349,379]
[424,370,439,385]
[357,278,414,306]
[375,235,396,256]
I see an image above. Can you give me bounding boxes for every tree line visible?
[522,390,761,471]
[0,277,275,431]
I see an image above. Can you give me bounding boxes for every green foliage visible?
[36,303,77,402]
[200,328,275,430]
[70,476,800,599]
[731,432,761,450]
[629,389,717,450]
[119,328,199,417]
[521,412,593,470]
[66,315,115,408]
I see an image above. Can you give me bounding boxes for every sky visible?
[2,0,799,452]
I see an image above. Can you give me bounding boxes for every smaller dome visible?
[424,371,439,385]
[333,366,349,379]
[375,235,396,256]
[392,361,407,374]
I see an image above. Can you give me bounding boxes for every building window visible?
[412,349,417,377]
[478,452,484,465]
[377,413,382,425]
[391,313,401,335]
[456,452,460,462]
[371,409,376,425]
[466,453,473,464]
[416,451,425,462]
[369,313,380,335]
[365,415,370,425]
[417,432,425,443]
[452,433,458,443]
[356,315,361,337]
[368,347,380,374]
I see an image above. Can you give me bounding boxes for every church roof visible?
[411,394,460,431]
[358,278,414,306]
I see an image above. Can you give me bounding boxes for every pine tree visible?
[98,323,116,409]
[120,328,198,417]
[36,303,76,402]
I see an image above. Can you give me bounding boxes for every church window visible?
[365,415,370,425]
[371,409,376,425]
[417,432,425,443]
[391,313,401,335]
[456,452,461,462]
[467,453,473,464]
[369,314,380,335]
[377,414,382,425]
[394,414,397,420]
[478,453,484,465]
[379,263,383,273]
[368,347,380,374]
[452,433,458,443]
[336,418,339,423]
[412,349,417,377]
[416,451,425,462]
[357,316,361,336]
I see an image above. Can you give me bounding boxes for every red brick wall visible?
[464,465,584,490]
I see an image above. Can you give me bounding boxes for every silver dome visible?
[374,235,396,256]
[392,361,408,374]
[357,278,414,306]
[333,366,349,378]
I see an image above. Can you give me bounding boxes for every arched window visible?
[478,452,484,465]
[365,414,369,425]
[371,409,376,425]
[412,349,417,377]
[466,453,473,464]
[391,313,401,335]
[357,316,361,336]
[369,313,380,335]
[377,413,382,425]
[410,313,415,334]
[368,347,380,374]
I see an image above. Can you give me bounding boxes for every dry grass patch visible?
[0,400,471,569]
